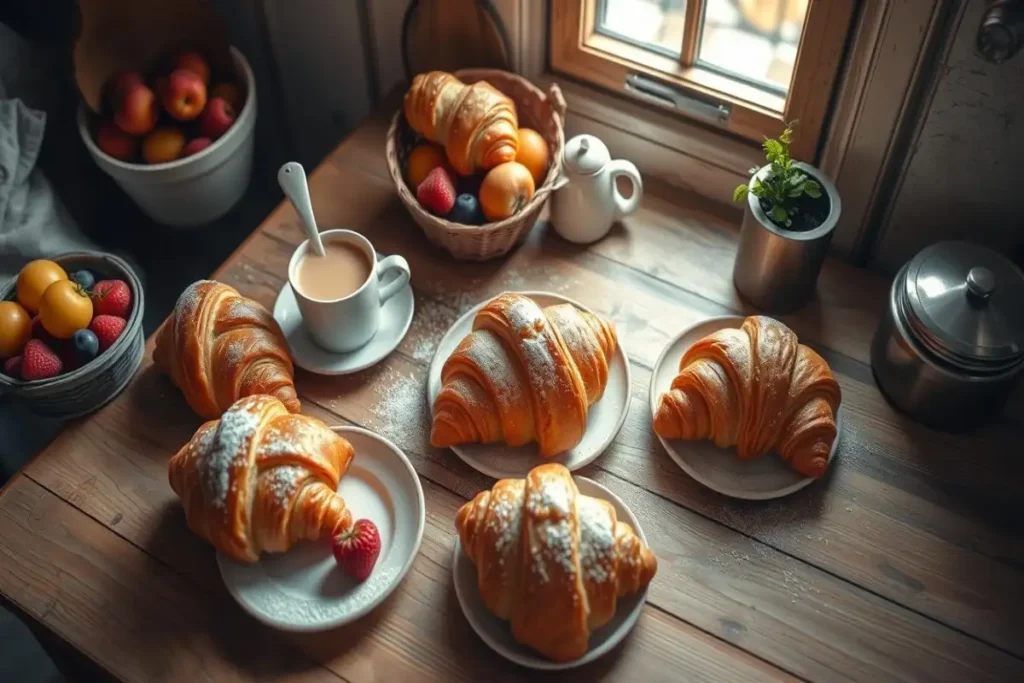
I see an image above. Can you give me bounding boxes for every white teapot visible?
[550,134,643,244]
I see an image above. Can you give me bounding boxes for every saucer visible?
[273,257,414,375]
[452,476,649,670]
[427,291,632,479]
[650,316,843,500]
[217,426,426,632]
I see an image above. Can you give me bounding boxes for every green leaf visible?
[749,179,765,197]
[779,124,793,145]
[770,204,789,224]
[732,185,749,203]
[803,180,822,199]
[763,139,784,161]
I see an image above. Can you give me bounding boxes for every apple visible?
[113,83,158,135]
[172,50,211,85]
[199,97,236,139]
[142,127,186,164]
[95,120,138,161]
[181,137,212,157]
[210,82,243,112]
[105,69,143,111]
[161,69,207,121]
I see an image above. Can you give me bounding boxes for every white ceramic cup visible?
[288,229,411,353]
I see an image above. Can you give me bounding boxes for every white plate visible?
[452,476,649,670]
[650,316,842,500]
[217,426,425,632]
[272,254,414,375]
[427,291,632,479]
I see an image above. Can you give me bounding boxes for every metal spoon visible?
[278,162,325,257]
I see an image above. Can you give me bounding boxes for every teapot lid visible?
[563,134,610,176]
[900,240,1024,370]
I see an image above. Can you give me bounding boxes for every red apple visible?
[113,83,158,135]
[105,70,143,111]
[199,97,236,139]
[210,82,243,112]
[95,120,138,161]
[142,127,187,164]
[161,69,207,121]
[181,137,212,157]
[172,50,211,85]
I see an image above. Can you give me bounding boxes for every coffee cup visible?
[287,229,411,353]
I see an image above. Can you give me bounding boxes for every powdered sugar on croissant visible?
[455,463,657,662]
[169,395,353,563]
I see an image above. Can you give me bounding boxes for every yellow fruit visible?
[479,162,536,222]
[16,259,67,314]
[515,128,550,186]
[39,280,94,339]
[406,144,450,189]
[0,301,32,358]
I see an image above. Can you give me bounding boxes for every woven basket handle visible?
[547,83,567,119]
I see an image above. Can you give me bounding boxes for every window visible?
[550,0,855,160]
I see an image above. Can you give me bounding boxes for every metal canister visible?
[871,241,1024,430]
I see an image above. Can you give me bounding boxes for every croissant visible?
[431,293,617,457]
[155,280,300,420]
[653,316,841,478]
[404,70,518,175]
[456,463,657,662]
[169,395,354,563]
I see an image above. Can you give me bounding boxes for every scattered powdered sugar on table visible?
[201,405,261,509]
[231,565,399,626]
[577,497,615,584]
[409,297,460,363]
[368,366,428,450]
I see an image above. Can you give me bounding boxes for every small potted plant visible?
[731,122,841,313]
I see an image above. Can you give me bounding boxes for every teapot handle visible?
[608,159,643,218]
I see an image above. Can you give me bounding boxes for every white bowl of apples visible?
[78,46,257,228]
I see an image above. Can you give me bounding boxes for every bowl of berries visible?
[0,253,145,418]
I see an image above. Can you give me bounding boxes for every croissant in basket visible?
[653,316,841,478]
[404,70,518,175]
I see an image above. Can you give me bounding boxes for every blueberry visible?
[448,193,485,225]
[70,269,96,290]
[72,329,100,363]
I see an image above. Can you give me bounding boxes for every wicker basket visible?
[0,252,145,418]
[386,69,566,261]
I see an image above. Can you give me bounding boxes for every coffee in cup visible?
[294,240,372,300]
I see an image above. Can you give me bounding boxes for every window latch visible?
[624,73,731,125]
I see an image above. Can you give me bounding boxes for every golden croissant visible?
[169,395,354,563]
[431,293,618,457]
[653,316,841,478]
[155,280,300,420]
[456,463,657,662]
[404,70,518,175]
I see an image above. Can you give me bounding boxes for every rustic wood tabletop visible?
[1,109,1022,682]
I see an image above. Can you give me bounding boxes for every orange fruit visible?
[142,127,187,164]
[515,128,550,186]
[479,162,536,222]
[406,144,450,189]
[39,280,94,339]
[16,259,68,313]
[0,301,32,358]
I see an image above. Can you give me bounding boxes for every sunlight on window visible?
[599,0,687,57]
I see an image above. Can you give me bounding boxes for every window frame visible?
[550,0,857,160]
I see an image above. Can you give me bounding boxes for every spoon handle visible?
[278,162,325,256]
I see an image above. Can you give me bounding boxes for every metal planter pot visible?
[732,162,841,313]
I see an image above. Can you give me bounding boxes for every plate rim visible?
[451,474,649,670]
[273,281,415,376]
[648,315,842,500]
[426,290,632,479]
[216,425,426,632]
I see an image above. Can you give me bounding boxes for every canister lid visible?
[902,241,1024,370]
[563,134,609,176]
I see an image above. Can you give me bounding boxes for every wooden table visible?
[2,110,1023,683]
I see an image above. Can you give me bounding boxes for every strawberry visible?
[89,315,127,352]
[92,279,132,318]
[21,339,62,380]
[3,355,22,379]
[331,519,381,582]
[416,167,456,216]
